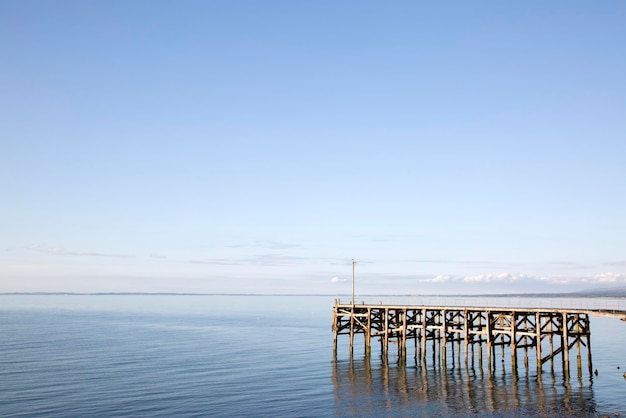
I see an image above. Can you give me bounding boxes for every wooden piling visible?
[536,312,542,375]
[486,310,493,371]
[364,307,371,356]
[561,312,569,377]
[463,310,469,365]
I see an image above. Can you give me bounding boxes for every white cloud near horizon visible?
[424,273,533,284]
[418,272,626,286]
[581,272,626,283]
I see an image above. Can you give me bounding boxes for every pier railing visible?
[336,296,626,315]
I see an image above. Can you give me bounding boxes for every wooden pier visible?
[332,299,626,377]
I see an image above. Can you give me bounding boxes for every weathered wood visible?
[331,300,625,378]
[535,312,542,375]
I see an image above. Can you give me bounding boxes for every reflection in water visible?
[332,355,597,417]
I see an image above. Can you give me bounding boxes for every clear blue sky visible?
[1,1,625,294]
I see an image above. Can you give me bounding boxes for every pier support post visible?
[400,309,407,362]
[486,311,492,372]
[332,306,338,355]
[575,316,582,380]
[414,324,418,361]
[562,312,570,378]
[511,312,517,372]
[587,333,593,376]
[536,312,542,375]
[349,310,354,354]
[421,308,427,364]
[463,310,469,366]
[364,308,371,356]
[524,346,528,371]
[441,310,447,369]
[383,308,389,358]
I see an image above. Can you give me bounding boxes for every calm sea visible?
[1,295,625,417]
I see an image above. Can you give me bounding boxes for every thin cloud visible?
[189,258,240,266]
[545,261,582,266]
[190,254,347,267]
[541,261,593,270]
[267,242,302,250]
[367,238,394,243]
[200,254,311,266]
[68,250,135,259]
[604,261,626,267]
[227,241,302,250]
[402,258,517,268]
[28,244,136,259]
[189,254,305,266]
[403,259,599,270]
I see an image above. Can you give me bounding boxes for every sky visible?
[1,1,625,295]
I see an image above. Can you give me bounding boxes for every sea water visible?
[1,295,625,417]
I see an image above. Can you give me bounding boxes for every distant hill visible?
[569,286,626,298]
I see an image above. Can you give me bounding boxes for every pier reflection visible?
[331,355,597,416]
